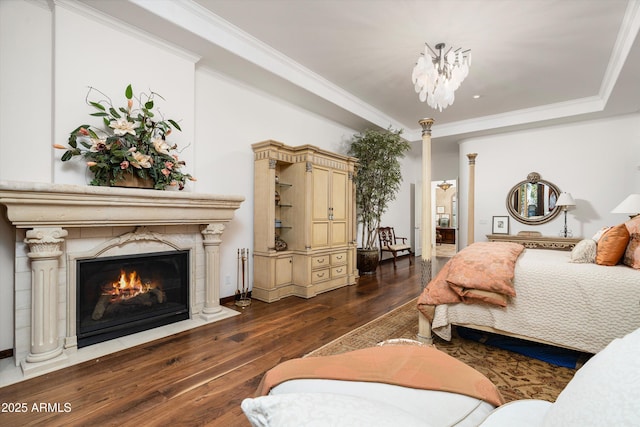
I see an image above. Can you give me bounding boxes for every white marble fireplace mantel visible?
[0,181,244,228]
[0,181,244,385]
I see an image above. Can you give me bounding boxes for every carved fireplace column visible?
[200,223,225,320]
[419,118,434,288]
[23,227,68,368]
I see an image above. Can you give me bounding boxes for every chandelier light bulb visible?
[412,42,471,111]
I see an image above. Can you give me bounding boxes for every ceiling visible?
[83,0,640,143]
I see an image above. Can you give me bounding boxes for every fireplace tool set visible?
[235,248,251,308]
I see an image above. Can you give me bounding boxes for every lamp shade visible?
[611,194,640,215]
[556,192,576,207]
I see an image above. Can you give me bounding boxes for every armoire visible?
[252,140,358,302]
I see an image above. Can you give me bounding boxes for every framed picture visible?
[436,206,445,214]
[492,216,509,234]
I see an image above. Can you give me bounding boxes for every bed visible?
[417,237,640,355]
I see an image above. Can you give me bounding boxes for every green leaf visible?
[89,101,106,111]
[145,100,154,110]
[80,140,92,149]
[125,84,133,99]
[61,151,74,161]
[168,119,181,131]
[90,112,109,117]
[109,107,121,119]
[87,129,99,139]
[103,117,110,127]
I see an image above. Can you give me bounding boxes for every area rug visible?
[307,298,578,402]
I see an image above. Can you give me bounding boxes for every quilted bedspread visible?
[427,248,640,354]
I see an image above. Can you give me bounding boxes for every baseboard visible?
[0,349,13,360]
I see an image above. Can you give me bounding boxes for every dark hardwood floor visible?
[0,256,421,427]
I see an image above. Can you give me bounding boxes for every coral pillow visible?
[595,223,629,266]
[623,216,640,269]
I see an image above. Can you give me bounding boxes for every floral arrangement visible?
[55,84,195,190]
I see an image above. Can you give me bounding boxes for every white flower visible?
[109,118,136,136]
[152,137,171,155]
[89,138,108,152]
[130,152,153,169]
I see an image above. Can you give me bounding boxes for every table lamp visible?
[611,194,640,219]
[556,192,576,238]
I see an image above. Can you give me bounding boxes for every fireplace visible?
[0,181,244,384]
[76,250,190,348]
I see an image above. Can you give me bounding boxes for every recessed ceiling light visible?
[473,95,481,99]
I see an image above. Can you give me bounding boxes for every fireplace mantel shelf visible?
[0,181,245,228]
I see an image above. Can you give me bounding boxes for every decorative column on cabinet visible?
[252,141,357,302]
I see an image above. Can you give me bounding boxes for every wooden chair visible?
[377,227,413,268]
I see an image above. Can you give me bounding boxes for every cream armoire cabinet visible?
[252,140,358,302]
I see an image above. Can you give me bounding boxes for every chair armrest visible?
[396,236,408,243]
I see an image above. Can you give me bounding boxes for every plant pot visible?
[112,173,155,189]
[357,248,379,275]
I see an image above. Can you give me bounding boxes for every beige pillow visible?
[570,239,597,263]
[596,224,630,266]
[623,216,640,269]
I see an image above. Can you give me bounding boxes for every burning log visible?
[91,270,166,320]
[91,288,166,320]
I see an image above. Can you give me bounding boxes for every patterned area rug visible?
[307,298,578,402]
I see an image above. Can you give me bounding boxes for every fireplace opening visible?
[76,250,189,348]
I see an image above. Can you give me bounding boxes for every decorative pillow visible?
[595,224,629,266]
[591,226,611,242]
[623,216,640,269]
[241,392,426,427]
[542,328,640,426]
[569,239,597,263]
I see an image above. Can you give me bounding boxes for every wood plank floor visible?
[0,257,421,427]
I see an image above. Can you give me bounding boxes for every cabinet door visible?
[312,167,349,248]
[311,167,330,247]
[330,169,348,246]
[275,257,293,286]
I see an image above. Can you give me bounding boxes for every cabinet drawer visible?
[330,252,347,265]
[331,265,346,278]
[311,255,330,269]
[311,268,330,283]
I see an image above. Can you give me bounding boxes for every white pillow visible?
[569,239,597,263]
[241,392,428,427]
[542,328,640,426]
[591,226,611,242]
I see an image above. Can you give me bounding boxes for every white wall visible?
[457,114,640,247]
[0,2,359,352]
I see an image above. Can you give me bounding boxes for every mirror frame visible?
[505,172,562,225]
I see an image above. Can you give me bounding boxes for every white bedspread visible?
[431,249,640,354]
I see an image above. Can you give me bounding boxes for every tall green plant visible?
[348,127,410,249]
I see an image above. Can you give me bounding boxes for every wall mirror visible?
[506,172,561,225]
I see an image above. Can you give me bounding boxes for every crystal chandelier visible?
[411,42,471,111]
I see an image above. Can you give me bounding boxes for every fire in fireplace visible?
[76,250,189,347]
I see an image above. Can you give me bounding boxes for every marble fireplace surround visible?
[0,181,244,386]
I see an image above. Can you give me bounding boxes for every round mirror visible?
[506,172,562,225]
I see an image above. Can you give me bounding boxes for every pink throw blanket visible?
[418,242,524,317]
[256,345,505,407]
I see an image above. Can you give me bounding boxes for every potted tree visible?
[347,127,410,274]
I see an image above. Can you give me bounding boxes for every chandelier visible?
[411,42,471,111]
